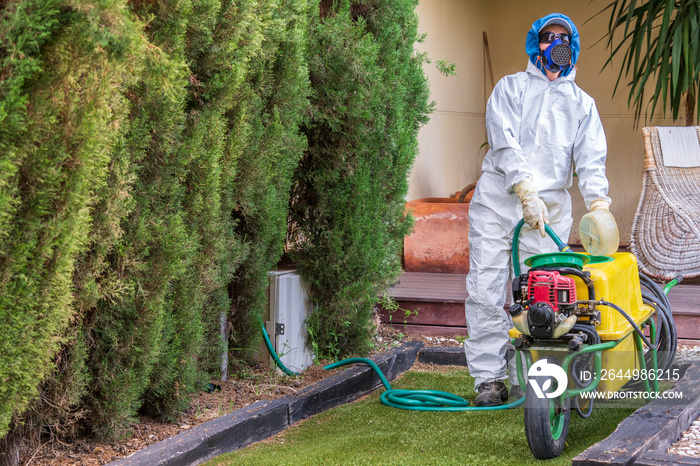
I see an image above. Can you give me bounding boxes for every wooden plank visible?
[383,272,700,340]
[386,272,467,303]
[388,272,698,312]
[378,302,466,326]
[384,315,698,341]
[674,314,700,341]
[668,285,700,316]
[379,300,509,327]
[573,362,700,466]
[387,323,467,337]
[635,450,700,465]
[419,347,467,366]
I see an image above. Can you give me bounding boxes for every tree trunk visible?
[686,89,696,126]
[220,311,228,381]
[0,423,23,466]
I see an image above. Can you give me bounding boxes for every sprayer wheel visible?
[524,356,571,459]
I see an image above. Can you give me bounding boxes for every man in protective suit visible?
[464,13,614,407]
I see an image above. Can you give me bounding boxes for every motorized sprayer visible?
[503,214,679,459]
[510,269,579,339]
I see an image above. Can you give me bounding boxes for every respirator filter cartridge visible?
[542,39,572,72]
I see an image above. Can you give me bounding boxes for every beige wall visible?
[411,0,489,200]
[411,0,674,244]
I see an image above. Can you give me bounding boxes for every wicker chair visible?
[629,126,700,280]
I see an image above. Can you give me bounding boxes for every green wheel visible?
[524,356,571,459]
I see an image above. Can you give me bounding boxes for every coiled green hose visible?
[324,357,525,411]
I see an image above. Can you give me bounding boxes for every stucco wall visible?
[411,0,675,244]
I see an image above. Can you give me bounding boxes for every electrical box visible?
[263,270,314,373]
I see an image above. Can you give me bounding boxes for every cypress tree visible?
[142,0,260,411]
[289,0,430,359]
[15,0,311,444]
[1,0,310,451]
[78,0,193,437]
[227,0,311,354]
[0,0,144,447]
[82,0,311,431]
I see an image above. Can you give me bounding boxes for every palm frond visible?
[598,0,700,126]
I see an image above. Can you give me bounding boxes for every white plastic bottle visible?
[579,210,619,256]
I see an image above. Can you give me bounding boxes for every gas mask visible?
[539,38,572,73]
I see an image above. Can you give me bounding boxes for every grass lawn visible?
[206,364,641,465]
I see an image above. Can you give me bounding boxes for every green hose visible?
[324,358,525,411]
[258,316,299,377]
[663,274,683,295]
[513,219,570,276]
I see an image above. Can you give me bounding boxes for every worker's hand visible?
[589,199,610,212]
[514,179,549,237]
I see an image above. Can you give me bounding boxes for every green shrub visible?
[76,0,195,438]
[227,0,311,355]
[0,0,144,442]
[289,0,431,359]
[142,0,264,411]
[0,0,431,453]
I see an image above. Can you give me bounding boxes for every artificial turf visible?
[206,366,640,465]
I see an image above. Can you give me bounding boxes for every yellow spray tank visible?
[509,252,655,393]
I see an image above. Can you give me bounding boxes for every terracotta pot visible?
[404,193,472,274]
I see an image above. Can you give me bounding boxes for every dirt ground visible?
[26,320,462,466]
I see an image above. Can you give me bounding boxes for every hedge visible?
[0,0,430,461]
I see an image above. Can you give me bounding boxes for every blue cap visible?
[526,13,580,77]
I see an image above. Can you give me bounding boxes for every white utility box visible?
[264,270,314,373]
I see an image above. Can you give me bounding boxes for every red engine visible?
[527,270,577,312]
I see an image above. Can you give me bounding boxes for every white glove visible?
[514,179,549,237]
[589,199,610,212]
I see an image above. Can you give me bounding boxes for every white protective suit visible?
[464,58,611,389]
